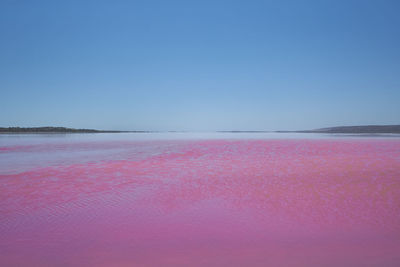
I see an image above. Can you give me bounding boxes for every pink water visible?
[1,134,400,266]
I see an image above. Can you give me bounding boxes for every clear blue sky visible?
[1,0,399,131]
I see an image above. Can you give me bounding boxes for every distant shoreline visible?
[0,127,150,134]
[1,125,400,134]
[277,125,400,134]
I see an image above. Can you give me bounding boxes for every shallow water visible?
[1,133,400,266]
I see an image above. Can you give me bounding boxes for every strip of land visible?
[277,125,400,134]
[1,125,400,134]
[0,127,149,133]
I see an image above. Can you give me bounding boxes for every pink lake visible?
[1,133,400,266]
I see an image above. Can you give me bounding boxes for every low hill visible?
[303,125,400,134]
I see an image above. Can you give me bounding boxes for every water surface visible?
[1,133,400,266]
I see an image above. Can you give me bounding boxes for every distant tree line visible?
[275,125,400,134]
[0,127,121,133]
[307,125,400,134]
